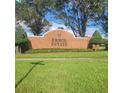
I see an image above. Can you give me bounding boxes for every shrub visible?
[103,39,108,50]
[89,31,103,44]
[25,48,93,53]
[15,26,28,53]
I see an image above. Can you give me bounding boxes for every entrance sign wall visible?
[28,29,91,49]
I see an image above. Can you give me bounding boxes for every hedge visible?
[25,48,93,53]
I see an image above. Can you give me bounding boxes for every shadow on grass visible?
[15,61,45,88]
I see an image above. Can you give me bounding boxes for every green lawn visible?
[16,51,108,58]
[16,59,108,93]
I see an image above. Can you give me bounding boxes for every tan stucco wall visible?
[28,29,91,49]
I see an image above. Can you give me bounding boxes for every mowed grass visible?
[16,59,108,93]
[16,51,107,58]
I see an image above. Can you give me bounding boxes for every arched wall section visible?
[28,29,91,49]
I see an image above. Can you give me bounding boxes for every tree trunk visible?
[81,19,87,37]
[79,15,87,37]
[15,46,21,54]
[18,46,22,53]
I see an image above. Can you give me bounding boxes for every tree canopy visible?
[16,0,108,37]
[15,26,28,46]
[54,0,107,37]
[16,0,50,35]
[89,31,103,44]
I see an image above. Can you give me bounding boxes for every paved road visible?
[16,58,107,61]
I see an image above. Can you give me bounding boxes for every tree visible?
[99,7,108,34]
[55,0,107,37]
[15,26,28,53]
[16,0,108,36]
[90,31,103,44]
[103,38,108,50]
[89,31,103,50]
[16,0,50,35]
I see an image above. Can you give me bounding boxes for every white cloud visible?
[18,21,105,37]
[17,21,34,36]
[48,22,73,34]
[86,27,106,37]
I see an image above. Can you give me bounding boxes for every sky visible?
[20,20,105,37]
[44,2,106,37]
[17,0,106,37]
[44,13,105,37]
[22,11,105,37]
